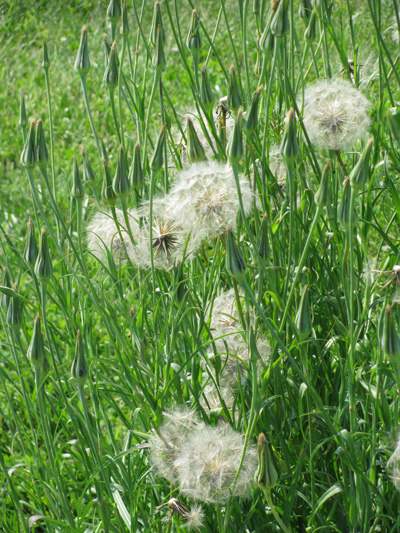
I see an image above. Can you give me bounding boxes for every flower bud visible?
[121,1,129,36]
[150,1,165,47]
[186,116,206,163]
[338,177,357,228]
[75,26,90,78]
[295,284,312,339]
[245,86,263,135]
[300,0,313,20]
[107,0,121,23]
[113,146,130,199]
[104,42,119,90]
[152,25,166,73]
[101,159,117,207]
[260,26,274,58]
[227,65,242,112]
[101,138,109,162]
[271,0,289,38]
[226,108,243,163]
[20,120,37,168]
[36,119,48,169]
[257,213,271,262]
[381,305,400,362]
[20,96,28,130]
[71,158,85,199]
[349,137,373,189]
[71,330,89,385]
[186,10,201,58]
[385,106,400,140]
[82,148,97,182]
[200,65,214,112]
[129,142,144,190]
[27,314,45,369]
[24,218,39,268]
[103,33,112,68]
[225,228,246,282]
[7,284,23,329]
[255,433,278,490]
[304,8,318,41]
[150,123,167,173]
[42,40,50,70]
[1,268,11,312]
[315,159,331,207]
[280,108,298,164]
[35,230,53,283]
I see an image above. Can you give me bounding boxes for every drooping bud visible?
[225,228,246,282]
[42,40,50,70]
[7,284,23,329]
[245,86,263,135]
[186,116,206,163]
[104,41,119,90]
[71,330,89,385]
[150,1,165,47]
[338,177,357,228]
[82,148,97,182]
[1,268,11,312]
[121,1,129,36]
[129,142,144,190]
[200,65,214,111]
[152,25,166,73]
[280,108,298,164]
[75,26,90,78]
[20,120,37,168]
[150,123,167,173]
[349,138,373,189]
[27,314,45,369]
[226,109,243,163]
[35,230,53,283]
[24,218,39,268]
[255,433,278,490]
[71,158,85,199]
[315,159,331,207]
[295,284,312,339]
[113,146,130,199]
[381,305,400,363]
[227,65,242,112]
[36,119,48,169]
[271,0,289,38]
[186,9,201,58]
[101,159,117,207]
[304,8,318,41]
[257,213,271,262]
[385,106,400,141]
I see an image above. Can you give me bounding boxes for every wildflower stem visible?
[118,35,127,152]
[347,187,357,433]
[109,88,122,144]
[80,76,102,161]
[334,150,349,178]
[43,65,57,224]
[262,487,291,533]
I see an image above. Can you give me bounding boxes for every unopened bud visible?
[21,120,37,168]
[36,119,48,169]
[271,0,289,38]
[20,97,28,130]
[200,65,214,111]
[338,177,357,228]
[1,268,11,312]
[28,314,45,369]
[104,42,119,90]
[7,284,23,329]
[75,26,90,77]
[35,230,53,283]
[153,25,166,72]
[225,228,246,282]
[121,1,129,36]
[315,159,331,207]
[300,0,313,20]
[349,138,373,189]
[113,146,130,199]
[186,10,201,57]
[381,305,400,362]
[280,108,298,164]
[101,159,117,207]
[245,86,263,134]
[71,330,89,385]
[257,213,271,262]
[24,218,39,268]
[304,8,318,41]
[71,158,85,199]
[82,148,97,182]
[150,1,165,47]
[186,117,206,163]
[42,40,50,69]
[150,124,167,173]
[227,65,242,112]
[255,433,278,490]
[295,284,312,339]
[385,106,400,140]
[129,142,144,190]
[107,0,122,22]
[226,108,243,163]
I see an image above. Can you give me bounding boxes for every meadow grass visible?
[1,0,400,531]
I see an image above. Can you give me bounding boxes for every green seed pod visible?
[27,314,45,370]
[280,108,298,164]
[75,26,90,78]
[121,1,129,36]
[186,116,206,163]
[7,284,23,329]
[186,9,201,58]
[71,158,85,199]
[35,230,53,283]
[271,0,289,38]
[107,0,122,23]
[349,138,374,190]
[225,228,246,282]
[315,159,331,207]
[113,146,130,199]
[227,65,242,112]
[304,8,318,41]
[338,177,357,228]
[385,106,400,140]
[1,268,11,312]
[129,142,144,190]
[104,41,119,90]
[20,97,28,130]
[245,86,263,135]
[257,213,271,262]
[295,284,312,339]
[36,119,48,169]
[71,330,89,385]
[42,40,50,70]
[101,159,117,207]
[152,24,166,73]
[381,305,400,362]
[255,433,278,490]
[150,1,165,47]
[21,120,37,168]
[150,123,167,173]
[82,148,97,182]
[24,218,39,268]
[226,108,244,163]
[200,65,214,112]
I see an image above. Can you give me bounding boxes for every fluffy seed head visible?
[387,435,400,490]
[184,503,205,531]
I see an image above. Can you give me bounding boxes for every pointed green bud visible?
[72,330,89,385]
[121,1,129,36]
[218,98,229,148]
[255,433,278,490]
[21,120,37,168]
[82,148,97,182]
[271,0,289,38]
[101,159,117,206]
[304,8,318,41]
[75,26,90,78]
[36,119,48,169]
[186,10,201,57]
[385,106,400,140]
[101,138,109,162]
[20,97,28,130]
[129,142,144,190]
[295,284,312,339]
[245,86,263,135]
[35,230,53,283]
[104,41,119,90]
[257,213,271,262]
[253,0,260,15]
[226,108,243,163]
[349,138,373,190]
[153,24,166,72]
[227,65,242,112]
[300,0,313,20]
[103,33,112,68]
[381,305,400,362]
[71,158,85,199]
[1,268,11,312]
[280,108,298,164]
[24,218,39,268]
[150,123,167,173]
[7,284,23,329]
[28,314,45,369]
[186,116,206,163]
[260,27,274,59]
[42,40,50,70]
[200,65,214,111]
[225,228,246,282]
[107,0,122,22]
[315,159,331,207]
[113,146,130,199]
[338,177,357,228]
[150,1,165,47]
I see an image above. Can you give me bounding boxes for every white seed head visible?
[183,503,205,531]
[301,79,370,151]
[387,435,400,490]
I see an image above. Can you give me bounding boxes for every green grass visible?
[1,0,400,531]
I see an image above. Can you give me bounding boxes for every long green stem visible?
[80,76,102,161]
[263,487,291,533]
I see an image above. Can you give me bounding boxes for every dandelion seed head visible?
[182,503,205,531]
[387,435,400,490]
